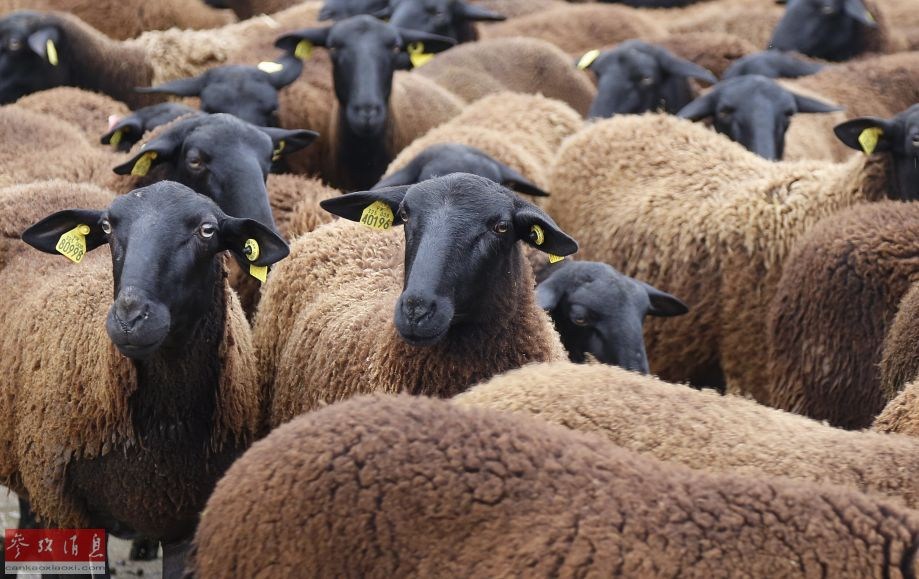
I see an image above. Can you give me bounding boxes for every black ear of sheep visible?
[320,186,412,226]
[135,75,207,97]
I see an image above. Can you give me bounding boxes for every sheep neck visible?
[335,110,394,191]
[849,152,895,202]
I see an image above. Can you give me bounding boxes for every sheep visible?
[881,283,919,401]
[723,50,825,79]
[0,0,235,41]
[536,262,688,371]
[479,4,667,55]
[546,112,911,401]
[0,181,289,578]
[382,92,583,199]
[100,102,200,152]
[455,361,919,510]
[13,86,130,142]
[189,394,919,578]
[254,173,577,427]
[388,0,506,43]
[413,37,597,116]
[317,0,390,21]
[677,75,840,160]
[657,0,785,49]
[874,380,919,438]
[275,16,463,190]
[578,40,717,118]
[653,32,757,80]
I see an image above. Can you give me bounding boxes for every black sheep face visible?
[388,0,505,43]
[536,261,688,373]
[769,0,877,62]
[21,182,289,359]
[113,113,318,234]
[0,12,69,104]
[320,173,579,347]
[677,75,840,160]
[373,143,550,197]
[276,16,455,139]
[581,40,717,118]
[723,50,825,80]
[835,104,919,201]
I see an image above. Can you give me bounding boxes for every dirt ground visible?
[1,486,162,578]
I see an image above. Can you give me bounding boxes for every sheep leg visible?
[128,537,160,561]
[161,539,191,579]
[16,497,40,530]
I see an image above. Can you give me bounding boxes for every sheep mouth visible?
[113,339,165,360]
[397,324,450,347]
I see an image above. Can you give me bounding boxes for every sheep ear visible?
[112,130,184,176]
[373,163,422,189]
[535,277,564,311]
[778,55,824,77]
[27,26,60,65]
[456,2,507,22]
[834,116,893,154]
[677,89,719,120]
[844,0,877,26]
[258,127,320,159]
[320,186,411,227]
[220,217,290,268]
[397,29,457,54]
[135,75,207,97]
[514,203,578,257]
[100,116,143,147]
[658,51,718,84]
[275,27,330,56]
[636,280,689,317]
[792,92,842,114]
[265,54,303,89]
[497,163,550,197]
[21,209,108,259]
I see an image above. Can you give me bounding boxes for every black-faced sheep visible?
[388,0,506,43]
[723,50,825,79]
[254,173,577,426]
[189,394,919,577]
[455,361,919,510]
[0,181,289,578]
[536,261,687,371]
[547,112,912,401]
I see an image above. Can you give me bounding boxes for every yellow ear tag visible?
[244,238,268,283]
[46,38,58,66]
[360,201,394,230]
[55,224,90,264]
[530,224,545,246]
[294,40,313,60]
[548,254,565,264]
[858,127,883,155]
[407,42,434,68]
[577,49,600,70]
[109,129,123,148]
[272,139,285,162]
[131,151,158,177]
[257,61,284,73]
[865,9,875,23]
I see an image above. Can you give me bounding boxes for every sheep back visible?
[874,380,919,437]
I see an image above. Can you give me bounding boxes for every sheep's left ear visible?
[220,217,290,268]
[657,50,718,84]
[535,276,565,311]
[834,116,893,154]
[397,29,456,54]
[636,280,689,317]
[21,209,108,258]
[497,162,550,197]
[320,186,411,227]
[456,1,506,22]
[791,92,842,114]
[27,25,60,66]
[258,127,320,160]
[514,204,578,257]
[843,0,877,26]
[677,89,719,120]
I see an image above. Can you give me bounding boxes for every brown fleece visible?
[385,92,583,197]
[267,173,338,239]
[416,37,596,116]
[222,0,319,20]
[475,0,564,18]
[547,114,892,400]
[456,361,919,510]
[0,0,234,40]
[657,1,785,49]
[0,246,259,531]
[654,32,757,78]
[14,87,129,143]
[875,380,919,437]
[480,4,666,54]
[254,220,566,427]
[881,283,919,399]
[768,202,919,429]
[191,394,919,578]
[276,52,334,176]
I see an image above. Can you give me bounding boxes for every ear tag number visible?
[272,139,286,162]
[360,201,394,230]
[109,129,123,148]
[531,224,565,264]
[55,224,90,264]
[408,42,434,68]
[858,127,883,155]
[131,151,158,176]
[243,238,268,283]
[46,39,58,66]
[577,49,600,70]
[258,61,284,73]
[295,40,313,60]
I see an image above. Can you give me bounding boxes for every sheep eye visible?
[821,5,835,14]
[717,109,734,121]
[199,223,217,239]
[493,221,509,234]
[639,77,654,87]
[187,154,205,171]
[573,317,589,327]
[398,208,409,222]
[7,38,21,51]
[911,135,919,147]
[100,219,112,235]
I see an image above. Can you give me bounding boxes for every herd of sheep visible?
[0,0,918,577]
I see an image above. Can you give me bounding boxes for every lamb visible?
[881,283,919,401]
[189,394,919,577]
[388,0,506,43]
[253,173,577,427]
[455,361,919,510]
[723,50,825,79]
[546,112,910,401]
[0,181,289,578]
[413,37,596,116]
[0,0,235,40]
[874,380,919,438]
[381,92,583,197]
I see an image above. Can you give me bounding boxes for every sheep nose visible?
[353,103,383,121]
[401,295,436,325]
[113,291,150,333]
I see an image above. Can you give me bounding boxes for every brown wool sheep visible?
[455,361,919,510]
[547,113,896,400]
[382,92,583,196]
[14,86,129,143]
[414,37,596,116]
[266,172,338,238]
[874,380,919,437]
[654,32,757,79]
[656,0,785,49]
[768,202,919,429]
[190,394,919,578]
[881,282,919,400]
[254,174,574,427]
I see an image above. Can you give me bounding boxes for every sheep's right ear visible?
[135,75,207,97]
[27,25,60,66]
[275,27,330,58]
[497,163,550,197]
[637,280,689,317]
[834,116,894,155]
[21,209,108,257]
[677,89,719,120]
[320,186,411,227]
[658,50,718,84]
